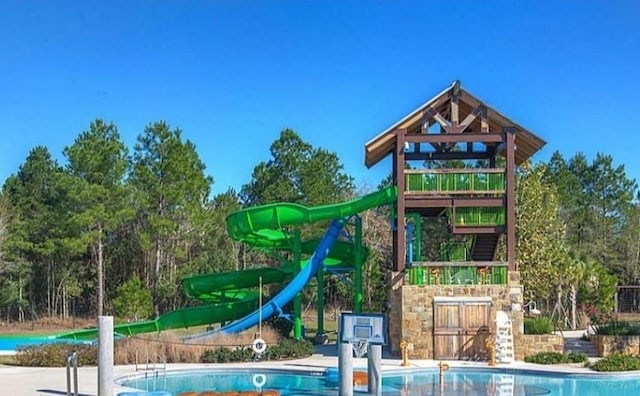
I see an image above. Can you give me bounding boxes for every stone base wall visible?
[521,334,564,357]
[594,335,640,356]
[387,271,524,360]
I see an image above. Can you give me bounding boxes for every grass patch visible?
[0,355,18,365]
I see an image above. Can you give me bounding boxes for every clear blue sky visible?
[1,1,639,195]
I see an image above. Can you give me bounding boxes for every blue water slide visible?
[185,218,345,341]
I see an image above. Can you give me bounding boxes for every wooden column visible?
[393,128,407,272]
[504,128,516,271]
[451,81,460,132]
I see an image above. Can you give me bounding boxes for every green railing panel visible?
[408,265,508,286]
[488,173,505,190]
[404,171,505,193]
[453,207,505,226]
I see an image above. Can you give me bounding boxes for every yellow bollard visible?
[400,340,410,367]
[438,361,449,395]
[485,334,496,366]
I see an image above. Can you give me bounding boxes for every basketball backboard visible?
[339,312,386,345]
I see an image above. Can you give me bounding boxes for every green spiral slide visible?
[53,186,396,341]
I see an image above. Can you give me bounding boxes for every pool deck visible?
[0,360,610,396]
[0,343,623,396]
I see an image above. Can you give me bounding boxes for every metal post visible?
[66,352,78,396]
[98,315,114,396]
[367,344,382,395]
[338,342,353,396]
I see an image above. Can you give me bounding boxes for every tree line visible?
[0,119,638,328]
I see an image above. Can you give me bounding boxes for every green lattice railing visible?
[408,265,507,286]
[451,207,505,226]
[405,169,505,193]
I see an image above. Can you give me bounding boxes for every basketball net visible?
[352,339,369,358]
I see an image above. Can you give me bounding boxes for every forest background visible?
[0,120,638,331]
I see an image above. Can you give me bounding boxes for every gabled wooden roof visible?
[364,81,546,167]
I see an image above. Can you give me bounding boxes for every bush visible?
[112,275,153,322]
[200,338,314,363]
[15,343,97,367]
[265,316,293,338]
[590,353,640,372]
[200,346,253,363]
[266,338,314,360]
[595,321,640,336]
[524,316,554,334]
[524,351,587,365]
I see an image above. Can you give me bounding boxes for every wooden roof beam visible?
[406,151,492,161]
[405,133,503,144]
[456,105,485,134]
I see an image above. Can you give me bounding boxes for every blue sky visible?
[1,1,639,195]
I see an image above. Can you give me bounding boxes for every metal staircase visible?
[471,234,499,261]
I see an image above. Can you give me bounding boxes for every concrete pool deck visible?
[0,330,622,395]
[0,348,620,396]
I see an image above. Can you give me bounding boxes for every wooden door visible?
[433,300,491,360]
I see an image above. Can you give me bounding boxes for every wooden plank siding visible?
[433,300,492,360]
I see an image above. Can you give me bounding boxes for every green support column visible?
[316,266,325,337]
[354,216,363,313]
[293,229,303,339]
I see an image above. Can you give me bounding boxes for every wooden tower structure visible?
[365,81,546,360]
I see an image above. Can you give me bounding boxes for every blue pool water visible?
[0,335,85,351]
[120,367,640,396]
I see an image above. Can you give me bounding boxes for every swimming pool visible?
[119,366,640,395]
[0,334,86,353]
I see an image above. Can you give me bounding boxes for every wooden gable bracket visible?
[455,105,486,134]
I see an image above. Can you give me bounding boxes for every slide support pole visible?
[354,216,363,313]
[317,266,325,336]
[293,229,303,339]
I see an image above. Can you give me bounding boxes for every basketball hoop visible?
[352,339,369,358]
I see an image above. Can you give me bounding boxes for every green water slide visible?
[54,266,290,341]
[54,186,397,341]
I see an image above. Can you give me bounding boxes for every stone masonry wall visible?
[521,334,564,357]
[387,271,525,360]
[594,335,640,356]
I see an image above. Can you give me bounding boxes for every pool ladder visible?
[135,350,167,391]
[135,349,167,374]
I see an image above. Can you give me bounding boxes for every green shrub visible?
[267,338,314,360]
[567,352,588,363]
[590,353,640,372]
[595,321,640,336]
[200,346,253,363]
[524,351,587,365]
[524,316,554,335]
[113,275,153,323]
[15,343,97,367]
[265,316,293,338]
[200,338,314,363]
